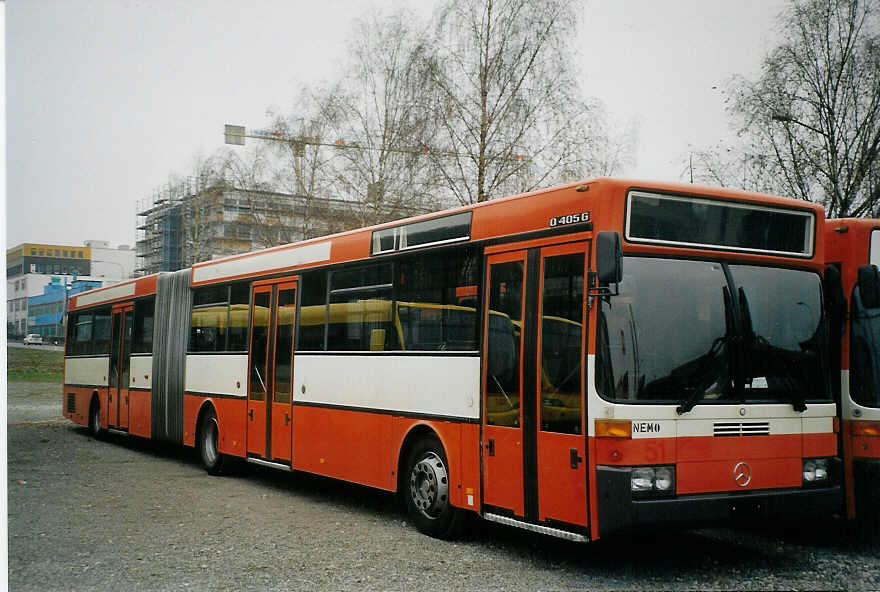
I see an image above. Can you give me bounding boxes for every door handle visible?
[486,438,495,456]
[284,412,291,426]
[570,448,583,469]
[248,409,254,420]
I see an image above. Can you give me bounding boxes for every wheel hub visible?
[409,452,449,518]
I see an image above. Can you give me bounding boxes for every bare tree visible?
[320,11,446,225]
[728,0,880,217]
[266,87,353,239]
[423,0,627,204]
[684,141,789,197]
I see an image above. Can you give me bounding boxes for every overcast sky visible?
[6,0,786,249]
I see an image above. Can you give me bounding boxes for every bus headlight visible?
[803,458,830,484]
[631,468,654,492]
[654,467,674,491]
[630,466,675,496]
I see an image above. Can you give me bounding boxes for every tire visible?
[88,398,103,439]
[404,436,463,539]
[198,408,225,475]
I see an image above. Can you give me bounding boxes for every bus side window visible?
[228,283,250,352]
[92,308,112,355]
[396,246,480,351]
[298,270,328,351]
[133,297,155,354]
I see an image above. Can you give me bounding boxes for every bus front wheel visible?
[198,408,225,475]
[404,436,462,539]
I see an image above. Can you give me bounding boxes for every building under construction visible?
[135,179,433,275]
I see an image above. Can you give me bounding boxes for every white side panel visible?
[129,355,153,389]
[802,416,833,434]
[293,354,480,419]
[65,357,109,387]
[192,241,331,284]
[185,354,248,397]
[74,282,136,307]
[841,370,880,421]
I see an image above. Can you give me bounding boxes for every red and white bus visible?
[825,218,880,522]
[64,178,842,541]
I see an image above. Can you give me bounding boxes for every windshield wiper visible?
[677,286,735,415]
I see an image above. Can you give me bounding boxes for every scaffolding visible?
[136,179,437,276]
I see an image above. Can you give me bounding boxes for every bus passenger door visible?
[535,243,588,527]
[482,251,527,516]
[270,281,297,463]
[108,303,133,430]
[247,287,273,458]
[482,238,589,530]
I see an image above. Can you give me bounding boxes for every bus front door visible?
[247,279,298,463]
[108,303,133,431]
[483,239,589,530]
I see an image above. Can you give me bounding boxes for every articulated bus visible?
[63,178,842,541]
[825,218,880,522]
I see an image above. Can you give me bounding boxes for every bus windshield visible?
[596,257,829,407]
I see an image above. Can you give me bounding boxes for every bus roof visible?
[190,177,826,287]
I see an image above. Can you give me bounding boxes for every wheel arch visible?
[89,390,101,421]
[396,423,450,495]
[194,400,218,447]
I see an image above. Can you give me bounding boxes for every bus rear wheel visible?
[404,436,462,539]
[88,398,103,439]
[198,408,225,475]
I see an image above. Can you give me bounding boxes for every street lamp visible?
[91,260,127,279]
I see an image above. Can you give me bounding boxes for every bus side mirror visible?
[596,231,622,284]
[858,264,880,309]
[823,265,845,331]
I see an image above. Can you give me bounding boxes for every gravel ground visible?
[7,381,62,424]
[7,383,880,591]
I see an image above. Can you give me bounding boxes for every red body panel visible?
[389,418,480,510]
[68,274,158,312]
[482,425,525,515]
[677,435,801,461]
[62,385,102,427]
[292,406,394,490]
[128,389,151,438]
[677,458,801,494]
[537,432,587,523]
[595,436,676,465]
[271,400,292,462]
[850,432,880,457]
[183,395,248,457]
[803,432,838,458]
[109,386,130,430]
[247,398,267,457]
[595,432,837,495]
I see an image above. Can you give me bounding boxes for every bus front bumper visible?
[596,463,843,539]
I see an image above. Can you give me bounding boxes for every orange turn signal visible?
[851,421,880,437]
[595,419,632,438]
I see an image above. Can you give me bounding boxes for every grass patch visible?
[7,347,64,382]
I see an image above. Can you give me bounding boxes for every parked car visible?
[23,334,43,346]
